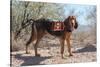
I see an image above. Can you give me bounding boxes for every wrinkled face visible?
[68,16,76,31]
[69,16,76,27]
[64,16,77,32]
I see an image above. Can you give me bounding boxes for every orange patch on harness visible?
[51,21,64,31]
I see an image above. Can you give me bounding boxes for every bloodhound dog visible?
[25,16,78,58]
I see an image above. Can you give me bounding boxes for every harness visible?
[50,21,64,31]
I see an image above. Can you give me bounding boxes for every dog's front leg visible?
[66,32,73,56]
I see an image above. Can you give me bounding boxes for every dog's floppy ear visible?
[74,20,78,29]
[68,16,71,20]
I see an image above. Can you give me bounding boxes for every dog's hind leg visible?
[25,36,33,54]
[34,39,40,56]
[34,31,45,57]
[25,23,37,54]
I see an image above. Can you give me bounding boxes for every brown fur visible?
[25,16,78,58]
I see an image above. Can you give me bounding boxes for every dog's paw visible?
[35,54,41,57]
[26,51,31,54]
[69,53,73,57]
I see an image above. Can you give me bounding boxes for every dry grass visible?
[11,28,97,66]
[11,28,96,52]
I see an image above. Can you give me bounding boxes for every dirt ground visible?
[11,43,96,67]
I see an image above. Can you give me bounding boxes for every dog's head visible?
[64,16,78,32]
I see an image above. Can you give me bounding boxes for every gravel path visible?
[11,44,96,67]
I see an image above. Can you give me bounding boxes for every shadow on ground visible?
[14,54,52,66]
[73,45,96,53]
